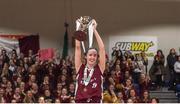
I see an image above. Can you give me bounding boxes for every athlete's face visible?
[86,49,98,66]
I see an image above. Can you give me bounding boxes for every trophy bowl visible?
[73,30,87,41]
[74,16,92,41]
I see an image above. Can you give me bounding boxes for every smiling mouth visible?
[90,60,95,62]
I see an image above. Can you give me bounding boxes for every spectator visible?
[1,63,13,79]
[140,51,148,75]
[44,89,54,103]
[38,96,45,103]
[167,48,177,90]
[150,97,159,103]
[60,87,70,103]
[174,55,180,84]
[116,90,125,103]
[23,90,36,103]
[151,50,165,89]
[1,49,10,65]
[128,89,140,103]
[140,90,151,103]
[0,88,6,103]
[54,82,62,98]
[12,87,23,103]
[68,83,75,99]
[0,46,166,103]
[103,84,117,103]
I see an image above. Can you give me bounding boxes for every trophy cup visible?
[74,16,94,53]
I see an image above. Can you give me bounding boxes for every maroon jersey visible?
[75,64,103,101]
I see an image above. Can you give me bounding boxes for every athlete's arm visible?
[93,20,105,73]
[75,39,82,73]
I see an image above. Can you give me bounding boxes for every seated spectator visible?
[54,82,62,98]
[103,84,118,103]
[23,90,36,103]
[0,88,7,103]
[139,73,151,95]
[128,89,140,103]
[0,76,8,89]
[38,96,45,103]
[1,63,13,79]
[140,90,151,103]
[60,87,70,103]
[123,78,134,98]
[68,83,75,100]
[5,81,13,102]
[115,90,125,103]
[44,89,54,103]
[150,97,159,103]
[55,98,61,103]
[30,83,39,101]
[12,87,24,103]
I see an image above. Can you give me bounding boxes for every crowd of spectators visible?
[0,49,76,103]
[1,48,179,103]
[103,49,152,103]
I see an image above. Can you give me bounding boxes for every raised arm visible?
[75,39,82,74]
[93,20,106,73]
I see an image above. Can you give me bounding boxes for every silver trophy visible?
[74,16,94,53]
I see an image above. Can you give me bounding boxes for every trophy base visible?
[73,30,87,41]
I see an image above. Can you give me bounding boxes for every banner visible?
[0,35,25,55]
[39,48,54,61]
[18,34,40,57]
[109,36,158,60]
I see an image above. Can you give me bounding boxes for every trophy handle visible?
[76,19,86,53]
[88,21,94,48]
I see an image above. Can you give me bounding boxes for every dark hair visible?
[85,48,98,56]
[156,49,164,58]
[176,55,180,61]
[151,97,159,103]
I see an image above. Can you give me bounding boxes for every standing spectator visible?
[174,55,180,84]
[140,51,148,75]
[167,48,177,90]
[152,50,165,89]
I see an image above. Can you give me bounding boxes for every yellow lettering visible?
[138,43,145,51]
[144,43,150,51]
[131,43,140,51]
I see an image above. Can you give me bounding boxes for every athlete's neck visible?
[86,64,95,69]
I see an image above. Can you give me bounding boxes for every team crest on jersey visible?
[92,83,97,88]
